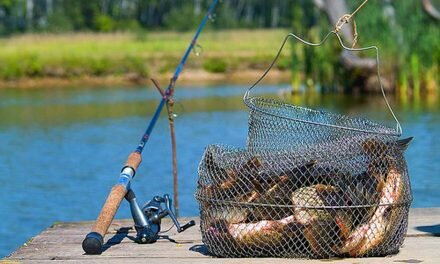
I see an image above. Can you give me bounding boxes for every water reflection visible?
[1,85,438,128]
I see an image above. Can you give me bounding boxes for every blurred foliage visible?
[93,14,115,32]
[203,58,227,73]
[164,4,205,32]
[45,11,74,32]
[348,0,439,93]
[0,0,297,34]
[289,0,439,93]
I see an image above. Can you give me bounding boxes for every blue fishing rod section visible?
[136,0,219,154]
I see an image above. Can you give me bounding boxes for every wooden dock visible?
[3,208,440,263]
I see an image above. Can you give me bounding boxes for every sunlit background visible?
[0,0,439,258]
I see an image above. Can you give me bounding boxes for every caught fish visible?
[339,163,403,256]
[244,175,291,221]
[291,184,336,225]
[223,215,302,250]
[200,155,263,199]
[362,137,413,157]
[289,184,353,257]
[207,183,339,253]
[199,137,411,258]
[245,160,317,221]
[208,206,248,224]
[303,217,344,258]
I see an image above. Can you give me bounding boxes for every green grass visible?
[202,58,227,73]
[0,25,437,94]
[0,29,291,80]
[346,0,439,93]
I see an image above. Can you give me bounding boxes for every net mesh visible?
[195,96,412,258]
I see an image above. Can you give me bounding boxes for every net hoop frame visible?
[243,31,402,137]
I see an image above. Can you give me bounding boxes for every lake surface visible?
[1,84,439,257]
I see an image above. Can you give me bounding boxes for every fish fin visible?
[335,215,351,240]
[396,137,413,151]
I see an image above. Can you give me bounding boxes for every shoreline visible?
[0,69,292,89]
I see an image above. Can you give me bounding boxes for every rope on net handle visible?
[333,15,358,48]
[333,0,369,31]
[333,0,369,48]
[244,0,402,135]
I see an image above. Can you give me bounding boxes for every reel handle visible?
[82,152,142,254]
[179,220,196,233]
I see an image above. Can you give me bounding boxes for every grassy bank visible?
[0,27,437,92]
[0,29,293,88]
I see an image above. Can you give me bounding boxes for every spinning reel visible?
[125,189,195,244]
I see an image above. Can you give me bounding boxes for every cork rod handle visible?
[125,152,142,171]
[82,152,142,254]
[92,185,127,236]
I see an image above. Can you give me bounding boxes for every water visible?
[1,84,439,257]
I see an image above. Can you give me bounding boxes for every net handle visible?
[243,31,402,135]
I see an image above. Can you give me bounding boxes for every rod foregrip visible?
[83,185,127,254]
[125,152,142,171]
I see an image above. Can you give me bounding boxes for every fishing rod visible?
[82,0,219,254]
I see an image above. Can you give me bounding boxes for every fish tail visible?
[396,137,413,151]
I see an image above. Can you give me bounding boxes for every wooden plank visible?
[6,240,206,260]
[4,237,439,263]
[29,219,202,244]
[3,208,440,263]
[406,207,440,236]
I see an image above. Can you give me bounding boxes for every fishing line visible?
[135,0,219,154]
